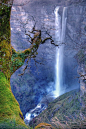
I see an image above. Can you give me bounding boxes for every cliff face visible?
[68,4,86,119]
[30,2,86,128]
[10,0,86,117]
[65,2,86,99]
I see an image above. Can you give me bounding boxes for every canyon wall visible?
[10,0,86,116]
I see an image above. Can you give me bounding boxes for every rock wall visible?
[10,0,86,116]
[78,66,86,96]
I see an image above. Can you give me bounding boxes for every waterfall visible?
[54,7,67,97]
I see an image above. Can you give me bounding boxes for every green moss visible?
[0,72,28,128]
[0,4,11,39]
[0,120,28,129]
[0,3,11,79]
[11,53,25,74]
[23,48,31,55]
[10,47,30,74]
[0,40,11,79]
[0,72,20,118]
[0,2,29,128]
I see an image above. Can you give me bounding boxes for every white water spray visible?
[54,7,67,97]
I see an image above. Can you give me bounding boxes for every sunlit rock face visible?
[10,0,86,117]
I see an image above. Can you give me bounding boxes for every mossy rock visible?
[0,72,28,129]
[0,120,28,129]
[35,123,54,129]
[0,1,29,128]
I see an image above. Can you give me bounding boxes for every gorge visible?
[24,6,68,123]
[0,0,85,128]
[10,0,83,124]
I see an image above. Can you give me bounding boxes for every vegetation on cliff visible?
[0,1,29,128]
[29,89,86,129]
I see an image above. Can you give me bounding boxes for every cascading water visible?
[24,6,67,124]
[54,7,67,97]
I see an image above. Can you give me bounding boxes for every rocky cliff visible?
[29,89,86,129]
[10,0,86,118]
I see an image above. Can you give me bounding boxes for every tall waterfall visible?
[54,7,67,97]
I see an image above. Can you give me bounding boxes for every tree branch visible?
[11,21,56,75]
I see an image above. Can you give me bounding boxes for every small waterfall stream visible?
[54,7,67,97]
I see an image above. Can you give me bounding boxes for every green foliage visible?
[0,4,11,40]
[23,49,31,55]
[0,72,20,118]
[0,3,11,79]
[0,71,29,128]
[10,51,25,74]
[0,120,28,129]
[1,0,9,3]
